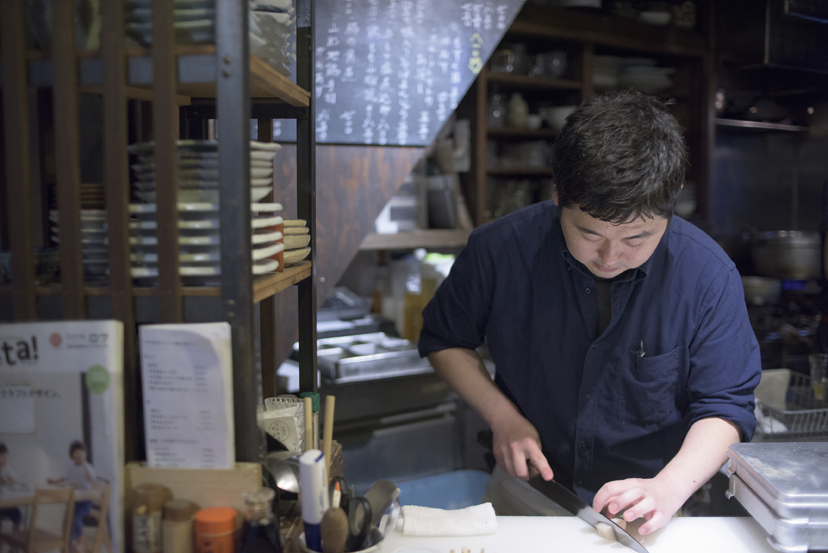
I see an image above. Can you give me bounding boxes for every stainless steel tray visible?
[298,332,432,382]
[727,442,828,520]
[727,473,828,553]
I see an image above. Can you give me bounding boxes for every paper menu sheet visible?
[139,322,235,469]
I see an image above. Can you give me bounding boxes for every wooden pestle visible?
[321,507,348,553]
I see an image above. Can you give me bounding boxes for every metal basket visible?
[755,371,828,441]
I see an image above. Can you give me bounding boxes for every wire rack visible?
[755,371,828,441]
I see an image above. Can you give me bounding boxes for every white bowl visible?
[674,200,697,218]
[543,106,577,130]
[284,234,311,250]
[638,11,672,25]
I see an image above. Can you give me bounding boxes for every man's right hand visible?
[491,413,554,481]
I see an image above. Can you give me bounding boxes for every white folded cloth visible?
[395,503,497,537]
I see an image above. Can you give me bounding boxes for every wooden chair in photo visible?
[0,488,75,553]
[81,482,111,553]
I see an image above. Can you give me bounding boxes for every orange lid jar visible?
[194,507,237,553]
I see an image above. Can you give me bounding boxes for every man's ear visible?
[553,189,558,206]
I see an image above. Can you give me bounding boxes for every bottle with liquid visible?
[239,488,283,553]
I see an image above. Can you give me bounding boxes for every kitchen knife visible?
[528,475,649,553]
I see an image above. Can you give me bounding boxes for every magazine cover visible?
[0,320,124,553]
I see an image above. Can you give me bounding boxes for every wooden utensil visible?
[303,396,313,452]
[323,395,335,478]
[321,507,348,553]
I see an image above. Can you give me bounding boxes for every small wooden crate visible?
[125,462,261,513]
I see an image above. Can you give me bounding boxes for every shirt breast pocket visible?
[616,346,684,427]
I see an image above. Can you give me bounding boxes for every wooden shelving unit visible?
[0,261,312,301]
[0,0,317,464]
[486,72,582,90]
[360,230,472,250]
[459,3,714,226]
[487,127,559,139]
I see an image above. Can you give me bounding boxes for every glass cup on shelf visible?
[809,353,828,401]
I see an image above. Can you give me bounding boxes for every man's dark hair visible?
[552,90,688,223]
[69,440,86,457]
[0,443,7,455]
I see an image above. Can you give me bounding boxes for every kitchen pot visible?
[751,231,821,280]
[741,276,781,306]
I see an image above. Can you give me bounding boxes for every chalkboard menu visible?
[312,0,523,146]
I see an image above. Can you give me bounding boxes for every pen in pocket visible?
[636,340,645,372]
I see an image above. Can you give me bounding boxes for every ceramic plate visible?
[125,8,216,22]
[130,258,278,278]
[252,231,282,245]
[284,227,309,235]
[129,217,281,230]
[129,219,220,230]
[252,216,283,229]
[251,203,283,212]
[283,247,310,265]
[252,242,285,261]
[131,178,272,190]
[83,249,109,261]
[283,219,306,227]
[284,234,310,250]
[135,168,273,181]
[134,187,272,203]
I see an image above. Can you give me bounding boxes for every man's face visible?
[559,205,668,279]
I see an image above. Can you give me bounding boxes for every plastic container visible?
[727,442,828,552]
[396,470,491,510]
[163,500,197,553]
[132,483,172,553]
[194,507,238,553]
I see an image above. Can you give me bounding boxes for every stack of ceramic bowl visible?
[124,0,295,76]
[250,0,295,77]
[282,219,311,267]
[49,210,109,283]
[127,139,280,204]
[126,202,285,286]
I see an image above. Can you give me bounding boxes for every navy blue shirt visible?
[419,201,761,502]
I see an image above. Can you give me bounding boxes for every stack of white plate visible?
[126,202,285,286]
[49,210,109,282]
[282,219,311,266]
[124,0,295,77]
[617,58,675,93]
[127,139,280,204]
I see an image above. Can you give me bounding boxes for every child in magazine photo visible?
[48,441,98,552]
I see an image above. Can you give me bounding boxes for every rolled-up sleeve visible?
[418,231,494,358]
[686,266,761,441]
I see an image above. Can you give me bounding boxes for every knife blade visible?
[527,475,649,553]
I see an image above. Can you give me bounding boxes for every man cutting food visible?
[418,91,761,535]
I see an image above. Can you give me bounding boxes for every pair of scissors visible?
[329,477,373,552]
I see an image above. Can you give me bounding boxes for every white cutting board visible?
[381,516,776,553]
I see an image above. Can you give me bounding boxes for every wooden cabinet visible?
[458,3,715,227]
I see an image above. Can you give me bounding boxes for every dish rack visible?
[755,370,828,441]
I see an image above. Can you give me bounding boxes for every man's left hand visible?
[591,476,682,536]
